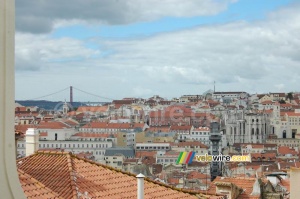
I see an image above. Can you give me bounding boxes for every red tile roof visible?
[77,106,108,113]
[187,171,209,180]
[38,121,71,129]
[18,151,211,199]
[15,124,33,134]
[82,122,145,129]
[208,177,258,199]
[148,127,170,132]
[284,112,300,117]
[261,100,273,105]
[39,132,48,137]
[18,169,62,199]
[278,146,298,155]
[170,125,192,131]
[136,151,156,158]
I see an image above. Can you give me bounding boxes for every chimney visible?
[25,128,39,156]
[136,173,145,199]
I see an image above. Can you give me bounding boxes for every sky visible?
[15,0,300,102]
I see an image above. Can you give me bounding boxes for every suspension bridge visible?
[22,86,113,106]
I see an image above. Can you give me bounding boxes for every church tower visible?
[63,101,69,115]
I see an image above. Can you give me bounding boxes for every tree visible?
[279,99,286,104]
[286,92,294,101]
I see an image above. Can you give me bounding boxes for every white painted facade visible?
[39,128,76,141]
[104,155,124,170]
[17,140,113,161]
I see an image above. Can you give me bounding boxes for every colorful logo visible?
[176,151,196,165]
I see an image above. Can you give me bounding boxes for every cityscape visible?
[1,0,300,198]
[15,90,300,198]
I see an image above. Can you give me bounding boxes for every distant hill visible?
[16,100,87,110]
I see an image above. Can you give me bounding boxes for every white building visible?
[17,139,113,161]
[213,92,248,101]
[156,151,179,165]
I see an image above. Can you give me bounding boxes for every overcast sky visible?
[15,0,300,102]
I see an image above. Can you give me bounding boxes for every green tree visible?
[279,99,286,104]
[286,92,294,101]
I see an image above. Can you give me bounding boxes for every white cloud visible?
[15,2,300,100]
[15,33,101,71]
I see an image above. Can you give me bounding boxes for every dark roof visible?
[105,147,135,157]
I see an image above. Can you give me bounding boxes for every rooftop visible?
[17,151,211,199]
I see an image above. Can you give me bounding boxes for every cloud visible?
[16,0,235,33]
[15,33,101,71]
[15,2,300,99]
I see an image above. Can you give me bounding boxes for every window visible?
[292,129,297,138]
[283,130,287,139]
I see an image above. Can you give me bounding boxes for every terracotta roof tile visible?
[77,106,108,113]
[208,177,257,199]
[17,151,211,199]
[18,169,62,199]
[82,122,144,129]
[278,146,298,155]
[170,125,192,131]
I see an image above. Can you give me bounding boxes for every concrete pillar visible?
[25,128,39,156]
[136,173,145,199]
[0,0,26,198]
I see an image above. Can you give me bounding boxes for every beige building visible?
[116,131,148,147]
[266,138,300,148]
[171,141,208,156]
[291,167,300,199]
[104,155,124,170]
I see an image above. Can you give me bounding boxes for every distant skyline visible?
[15,0,300,101]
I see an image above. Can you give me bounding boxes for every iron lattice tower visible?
[209,122,222,181]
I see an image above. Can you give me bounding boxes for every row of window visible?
[80,128,127,132]
[136,146,169,150]
[157,158,176,163]
[18,150,104,155]
[17,143,109,149]
[191,132,208,135]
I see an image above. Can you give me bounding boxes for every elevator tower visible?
[209,122,222,181]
